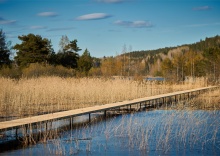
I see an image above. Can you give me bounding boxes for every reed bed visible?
[188,87,220,110]
[43,110,220,155]
[0,76,207,120]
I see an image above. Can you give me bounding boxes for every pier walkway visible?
[0,86,218,133]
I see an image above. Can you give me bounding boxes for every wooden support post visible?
[89,113,91,122]
[45,122,48,132]
[69,117,71,128]
[25,124,28,134]
[165,97,168,109]
[16,127,18,140]
[104,110,107,118]
[70,117,73,129]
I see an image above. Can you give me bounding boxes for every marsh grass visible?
[183,87,220,110]
[0,76,207,120]
[1,76,219,155]
[42,110,220,155]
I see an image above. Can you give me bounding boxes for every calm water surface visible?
[1,110,220,156]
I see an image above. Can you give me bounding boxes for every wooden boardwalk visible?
[0,86,218,133]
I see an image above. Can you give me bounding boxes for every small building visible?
[145,77,165,81]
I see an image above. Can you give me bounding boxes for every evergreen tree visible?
[0,29,11,67]
[64,39,81,53]
[78,49,93,75]
[48,38,81,69]
[14,34,53,67]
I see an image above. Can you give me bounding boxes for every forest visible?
[0,29,220,82]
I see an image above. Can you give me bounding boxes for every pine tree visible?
[78,49,93,76]
[0,29,11,67]
[14,34,53,67]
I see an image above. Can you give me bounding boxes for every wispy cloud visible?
[184,22,220,28]
[95,0,126,3]
[30,26,47,30]
[37,12,58,17]
[193,6,212,11]
[108,29,121,32]
[0,17,16,25]
[114,20,153,28]
[76,13,112,20]
[0,0,6,3]
[47,27,75,32]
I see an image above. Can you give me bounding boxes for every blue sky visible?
[0,0,220,57]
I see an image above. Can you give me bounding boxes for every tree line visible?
[0,28,220,82]
[92,36,220,82]
[0,29,93,77]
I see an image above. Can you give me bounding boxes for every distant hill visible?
[113,35,220,78]
[125,35,220,58]
[93,35,220,80]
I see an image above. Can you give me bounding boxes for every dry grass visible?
[188,88,220,110]
[0,76,207,120]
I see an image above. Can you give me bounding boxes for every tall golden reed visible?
[0,76,207,120]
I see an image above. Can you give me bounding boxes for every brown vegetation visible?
[0,76,207,120]
[189,88,220,110]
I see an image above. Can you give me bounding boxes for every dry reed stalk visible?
[109,110,220,154]
[0,76,207,120]
[186,88,220,110]
[38,108,219,155]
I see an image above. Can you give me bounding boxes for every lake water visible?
[1,110,220,156]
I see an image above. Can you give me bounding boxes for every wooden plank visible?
[0,86,218,131]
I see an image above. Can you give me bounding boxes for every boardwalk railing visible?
[0,86,218,134]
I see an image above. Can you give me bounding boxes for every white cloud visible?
[193,6,212,11]
[37,12,58,17]
[95,0,125,3]
[30,26,47,30]
[76,13,112,20]
[47,27,75,32]
[0,17,16,25]
[114,20,153,28]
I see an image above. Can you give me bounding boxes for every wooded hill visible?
[98,35,220,81]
